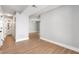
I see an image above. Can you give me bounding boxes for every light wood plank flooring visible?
[0,39,78,54]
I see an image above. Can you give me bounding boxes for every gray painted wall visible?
[40,5,79,49]
[29,17,40,33]
[29,21,40,33]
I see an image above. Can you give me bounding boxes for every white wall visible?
[40,5,79,49]
[16,13,29,42]
[71,6,79,48]
[29,17,40,33]
[29,21,38,33]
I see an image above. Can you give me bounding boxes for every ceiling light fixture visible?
[32,5,37,8]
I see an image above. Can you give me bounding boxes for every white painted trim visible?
[16,37,29,42]
[40,37,79,52]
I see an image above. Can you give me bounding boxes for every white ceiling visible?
[33,5,62,16]
[22,5,62,17]
[22,5,49,15]
[0,5,28,16]
[0,5,62,16]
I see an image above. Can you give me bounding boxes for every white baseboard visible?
[16,37,29,42]
[40,37,79,52]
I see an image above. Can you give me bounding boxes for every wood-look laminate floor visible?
[0,39,78,54]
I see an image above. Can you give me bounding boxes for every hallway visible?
[0,5,79,54]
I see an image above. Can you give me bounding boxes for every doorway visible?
[0,16,16,47]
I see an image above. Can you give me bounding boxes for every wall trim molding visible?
[16,37,29,42]
[40,37,79,52]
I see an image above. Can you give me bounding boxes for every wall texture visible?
[16,13,29,42]
[29,19,40,33]
[40,5,79,49]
